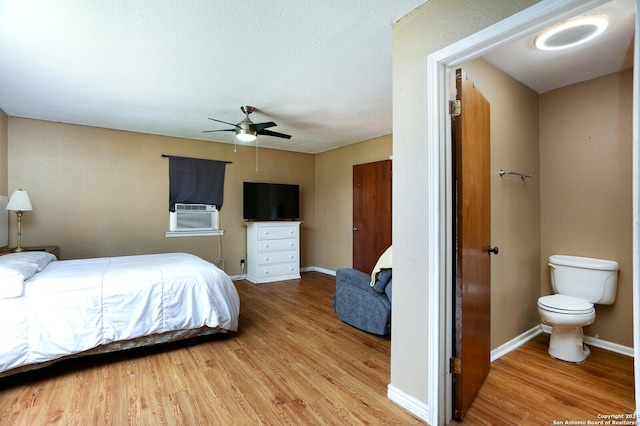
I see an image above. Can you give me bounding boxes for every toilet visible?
[537,255,619,363]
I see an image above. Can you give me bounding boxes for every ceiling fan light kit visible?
[534,14,609,51]
[236,128,257,142]
[236,106,257,141]
[203,106,292,170]
[203,105,291,142]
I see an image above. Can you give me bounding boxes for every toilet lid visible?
[538,294,594,314]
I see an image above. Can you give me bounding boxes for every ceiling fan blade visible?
[202,128,235,133]
[251,121,277,131]
[258,129,292,139]
[208,118,240,128]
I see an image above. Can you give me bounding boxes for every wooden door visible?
[452,69,492,420]
[352,159,392,273]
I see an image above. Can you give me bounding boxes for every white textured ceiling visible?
[0,1,635,154]
[0,1,426,153]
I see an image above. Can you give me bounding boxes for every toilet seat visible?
[538,294,594,315]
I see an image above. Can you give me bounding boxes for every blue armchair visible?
[333,268,392,335]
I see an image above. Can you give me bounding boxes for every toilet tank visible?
[549,255,619,304]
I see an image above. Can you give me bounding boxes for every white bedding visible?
[0,252,239,375]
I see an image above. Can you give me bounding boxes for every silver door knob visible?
[352,227,358,232]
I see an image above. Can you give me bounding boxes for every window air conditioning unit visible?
[170,204,219,231]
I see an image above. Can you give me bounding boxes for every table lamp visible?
[6,188,33,252]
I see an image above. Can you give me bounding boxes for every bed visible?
[0,251,240,378]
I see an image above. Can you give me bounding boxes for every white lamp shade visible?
[6,189,33,211]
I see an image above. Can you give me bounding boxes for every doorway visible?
[424,1,639,425]
[352,159,392,273]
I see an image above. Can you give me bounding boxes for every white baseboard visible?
[302,266,336,276]
[491,325,544,362]
[490,324,634,361]
[387,384,430,423]
[540,324,634,357]
[230,266,336,281]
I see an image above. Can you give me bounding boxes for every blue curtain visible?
[166,155,230,212]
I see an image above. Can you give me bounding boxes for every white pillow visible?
[0,251,57,271]
[0,262,37,299]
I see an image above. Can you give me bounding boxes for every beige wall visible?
[8,118,315,275]
[460,62,634,349]
[1,108,6,250]
[0,108,7,195]
[462,59,541,349]
[392,0,540,408]
[540,69,633,347]
[314,135,392,271]
[7,117,392,275]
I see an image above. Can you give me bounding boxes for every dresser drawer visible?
[257,251,297,265]
[257,239,297,252]
[257,263,299,279]
[257,226,299,240]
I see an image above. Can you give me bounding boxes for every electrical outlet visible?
[240,259,245,268]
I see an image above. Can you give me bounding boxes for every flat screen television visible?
[243,182,300,221]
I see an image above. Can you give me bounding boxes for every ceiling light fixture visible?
[236,129,257,142]
[535,14,609,51]
[235,116,257,142]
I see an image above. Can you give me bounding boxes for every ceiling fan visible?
[203,106,292,142]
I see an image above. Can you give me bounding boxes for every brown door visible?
[352,159,392,273]
[452,69,492,420]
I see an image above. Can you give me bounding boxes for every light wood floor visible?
[0,272,634,425]
[458,333,635,425]
[0,272,421,425]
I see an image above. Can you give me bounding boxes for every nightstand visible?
[0,245,59,258]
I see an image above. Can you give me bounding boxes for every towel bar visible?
[499,169,532,180]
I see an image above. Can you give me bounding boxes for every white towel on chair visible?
[370,245,392,286]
